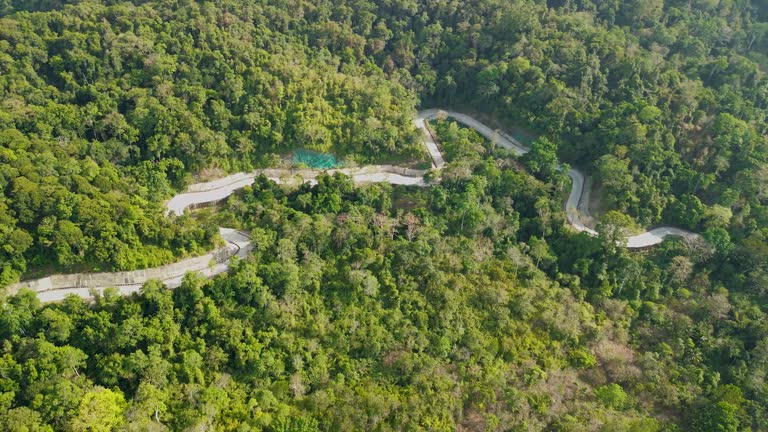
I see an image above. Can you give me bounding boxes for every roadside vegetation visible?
[1,0,768,430]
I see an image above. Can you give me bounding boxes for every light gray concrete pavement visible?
[413,114,446,168]
[626,227,699,248]
[13,228,252,302]
[167,168,430,216]
[417,109,696,245]
[12,109,699,302]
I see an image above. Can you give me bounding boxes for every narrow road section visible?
[9,109,699,302]
[419,109,698,245]
[16,229,252,303]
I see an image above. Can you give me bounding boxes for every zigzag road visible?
[9,110,698,302]
[418,110,699,248]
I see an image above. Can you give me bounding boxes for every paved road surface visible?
[419,110,698,245]
[167,170,428,216]
[27,228,252,303]
[12,109,698,302]
[413,114,446,168]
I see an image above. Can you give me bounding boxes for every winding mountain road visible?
[8,109,698,302]
[417,109,700,248]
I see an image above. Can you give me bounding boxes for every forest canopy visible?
[1,0,768,430]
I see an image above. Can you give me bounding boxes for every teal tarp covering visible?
[293,149,339,169]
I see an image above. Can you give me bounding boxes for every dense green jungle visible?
[1,0,768,430]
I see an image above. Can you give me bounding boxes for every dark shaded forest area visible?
[1,0,767,430]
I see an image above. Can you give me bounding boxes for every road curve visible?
[15,228,252,303]
[9,109,698,302]
[418,109,699,246]
[166,169,429,216]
